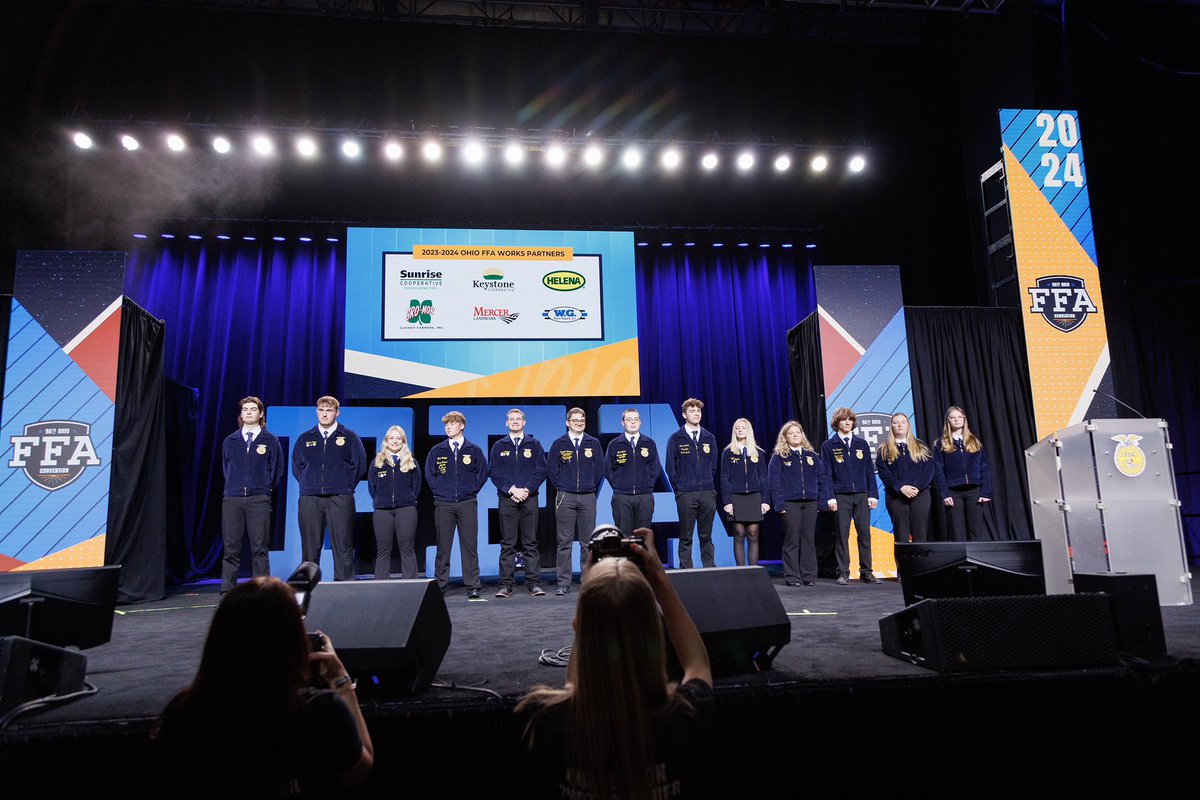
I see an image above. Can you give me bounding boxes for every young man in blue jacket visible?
[425,410,489,600]
[546,407,604,595]
[489,408,548,598]
[821,407,880,585]
[291,396,368,582]
[665,398,719,569]
[221,396,284,592]
[605,408,661,535]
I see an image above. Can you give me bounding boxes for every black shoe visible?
[802,581,816,587]
[861,572,881,584]
[785,580,803,587]
[528,584,545,597]
[835,575,849,585]
[495,586,513,598]
[555,586,569,596]
[467,588,484,601]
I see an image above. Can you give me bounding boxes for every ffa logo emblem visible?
[9,420,102,491]
[256,444,267,455]
[750,454,759,463]
[335,436,346,446]
[783,460,792,467]
[1111,434,1147,477]
[856,450,863,460]
[640,447,649,458]
[1028,275,1098,332]
[523,448,532,459]
[461,454,472,465]
[583,447,593,458]
[807,456,814,466]
[702,443,711,454]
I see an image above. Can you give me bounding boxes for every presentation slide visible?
[345,228,639,399]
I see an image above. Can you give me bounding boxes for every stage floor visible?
[5,571,1200,798]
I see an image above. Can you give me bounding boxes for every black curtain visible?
[104,299,167,602]
[786,312,827,443]
[905,306,1036,542]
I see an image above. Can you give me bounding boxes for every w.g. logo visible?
[9,420,102,491]
[1028,275,1098,332]
[406,299,435,325]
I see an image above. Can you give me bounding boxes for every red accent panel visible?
[68,307,122,402]
[0,553,26,572]
[818,314,863,396]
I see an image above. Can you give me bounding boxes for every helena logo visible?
[406,299,435,324]
[9,420,102,491]
[542,270,585,291]
[1028,275,1098,332]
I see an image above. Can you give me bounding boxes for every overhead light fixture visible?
[811,154,828,172]
[341,140,361,159]
[622,148,643,169]
[72,132,93,149]
[504,143,525,165]
[296,137,318,158]
[251,135,274,156]
[463,140,485,165]
[736,151,755,171]
[212,136,232,154]
[849,155,866,173]
[166,134,186,152]
[773,154,791,172]
[383,141,403,161]
[545,144,566,168]
[701,152,719,170]
[583,145,604,168]
[121,135,140,151]
[423,140,442,162]
[660,148,682,170]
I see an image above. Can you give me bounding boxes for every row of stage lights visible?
[130,232,816,249]
[73,130,868,175]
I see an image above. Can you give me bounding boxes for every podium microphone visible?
[1092,388,1147,419]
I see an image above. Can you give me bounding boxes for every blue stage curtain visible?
[636,246,817,447]
[124,241,344,583]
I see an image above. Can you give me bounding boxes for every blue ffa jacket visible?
[767,448,830,511]
[367,456,422,509]
[933,440,992,499]
[821,433,879,498]
[546,432,605,494]
[719,445,770,507]
[291,425,367,496]
[489,435,548,497]
[665,427,719,493]
[605,435,661,495]
[875,441,936,497]
[222,428,284,497]
[424,439,489,503]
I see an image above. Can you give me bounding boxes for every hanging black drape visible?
[786,312,827,443]
[105,299,167,602]
[905,306,1036,542]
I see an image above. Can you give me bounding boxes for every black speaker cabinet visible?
[0,636,88,714]
[879,593,1119,672]
[304,579,451,696]
[666,566,791,677]
[0,565,120,649]
[1073,572,1167,658]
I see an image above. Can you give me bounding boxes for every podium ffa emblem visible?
[1111,434,1147,477]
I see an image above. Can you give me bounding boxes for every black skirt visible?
[730,492,764,523]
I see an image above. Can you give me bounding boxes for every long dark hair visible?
[157,578,311,796]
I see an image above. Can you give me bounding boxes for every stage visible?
[3,571,1199,798]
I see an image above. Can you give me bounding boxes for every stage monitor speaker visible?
[1073,572,1166,658]
[303,579,451,696]
[666,566,790,677]
[894,541,1045,607]
[0,565,120,649]
[0,635,88,714]
[879,593,1118,672]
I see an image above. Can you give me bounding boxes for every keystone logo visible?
[482,267,505,280]
[9,420,102,491]
[542,270,585,291]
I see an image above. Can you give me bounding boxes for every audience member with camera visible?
[517,526,714,799]
[156,577,374,798]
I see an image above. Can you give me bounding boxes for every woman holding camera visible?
[156,577,374,798]
[518,527,713,799]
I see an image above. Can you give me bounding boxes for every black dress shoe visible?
[860,572,881,584]
[802,581,815,586]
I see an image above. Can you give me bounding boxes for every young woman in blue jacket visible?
[875,413,934,544]
[720,418,771,566]
[933,406,992,542]
[367,425,422,579]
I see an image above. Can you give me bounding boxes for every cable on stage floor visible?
[538,644,572,667]
[0,682,100,730]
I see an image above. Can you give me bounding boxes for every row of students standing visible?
[218,396,992,594]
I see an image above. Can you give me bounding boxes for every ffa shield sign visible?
[1028,275,1098,333]
[8,420,102,491]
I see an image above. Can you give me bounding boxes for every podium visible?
[1025,418,1191,606]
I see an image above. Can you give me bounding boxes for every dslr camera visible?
[588,525,646,570]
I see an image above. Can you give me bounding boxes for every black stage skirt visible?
[730,492,764,523]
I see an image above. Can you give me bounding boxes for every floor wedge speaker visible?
[1073,572,1166,658]
[879,593,1119,672]
[304,579,451,696]
[666,566,790,677]
[0,635,88,714]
